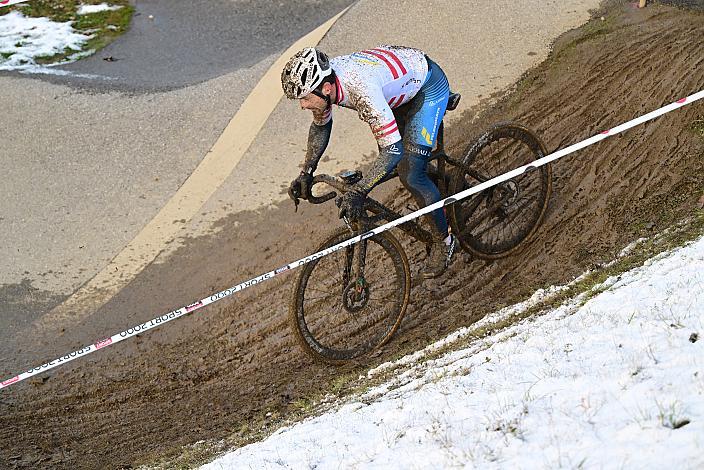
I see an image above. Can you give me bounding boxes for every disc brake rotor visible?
[499,180,519,208]
[342,278,370,313]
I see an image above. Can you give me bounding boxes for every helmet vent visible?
[281,47,333,99]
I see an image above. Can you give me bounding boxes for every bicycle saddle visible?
[447,92,461,111]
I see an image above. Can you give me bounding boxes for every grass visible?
[566,11,617,49]
[0,0,133,64]
[692,117,704,139]
[656,399,691,430]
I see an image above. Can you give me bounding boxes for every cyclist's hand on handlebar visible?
[288,171,314,205]
[337,189,365,221]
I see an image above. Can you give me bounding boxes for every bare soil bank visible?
[1,3,703,468]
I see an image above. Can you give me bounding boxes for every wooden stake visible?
[639,0,646,7]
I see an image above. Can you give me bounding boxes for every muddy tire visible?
[447,122,552,259]
[290,227,411,363]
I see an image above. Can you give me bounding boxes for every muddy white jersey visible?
[316,46,429,147]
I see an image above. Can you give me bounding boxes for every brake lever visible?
[288,186,301,212]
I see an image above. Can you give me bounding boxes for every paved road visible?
[43,0,356,93]
[0,0,354,366]
[0,0,602,374]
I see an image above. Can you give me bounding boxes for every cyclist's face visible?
[299,82,334,111]
[299,93,326,111]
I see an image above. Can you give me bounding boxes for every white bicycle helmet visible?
[281,47,332,99]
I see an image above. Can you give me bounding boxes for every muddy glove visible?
[337,189,365,221]
[288,171,314,207]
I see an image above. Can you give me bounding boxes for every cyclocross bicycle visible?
[290,92,552,363]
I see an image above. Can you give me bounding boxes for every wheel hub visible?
[497,180,519,208]
[342,278,370,312]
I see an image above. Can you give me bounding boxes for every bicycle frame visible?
[310,120,494,248]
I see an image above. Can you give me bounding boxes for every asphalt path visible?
[0,0,354,369]
[44,0,356,93]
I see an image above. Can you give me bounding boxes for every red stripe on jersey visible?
[391,94,406,108]
[363,50,399,79]
[373,120,397,133]
[373,48,407,75]
[376,125,399,138]
[387,96,398,107]
[335,76,344,104]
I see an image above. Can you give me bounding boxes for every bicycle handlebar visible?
[308,190,337,204]
[307,174,350,205]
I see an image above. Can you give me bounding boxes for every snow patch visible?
[77,3,123,15]
[0,10,91,70]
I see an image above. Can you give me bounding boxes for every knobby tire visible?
[290,227,411,363]
[447,122,552,259]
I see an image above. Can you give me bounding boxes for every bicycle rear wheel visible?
[290,227,411,363]
[447,122,552,259]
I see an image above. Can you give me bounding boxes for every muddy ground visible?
[1,2,703,468]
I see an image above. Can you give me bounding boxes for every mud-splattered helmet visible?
[281,47,332,99]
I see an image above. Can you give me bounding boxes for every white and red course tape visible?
[2,89,703,391]
[0,0,30,8]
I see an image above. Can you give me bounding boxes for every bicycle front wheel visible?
[290,227,411,363]
[447,122,552,259]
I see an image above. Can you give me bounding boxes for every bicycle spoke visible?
[459,196,506,237]
[470,195,539,248]
[303,293,338,303]
[493,196,540,236]
[344,307,392,340]
[304,285,342,298]
[458,192,484,224]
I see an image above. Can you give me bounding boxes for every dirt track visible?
[2,3,704,468]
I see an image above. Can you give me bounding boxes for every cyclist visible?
[282,45,457,279]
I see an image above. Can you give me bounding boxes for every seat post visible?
[435,121,445,153]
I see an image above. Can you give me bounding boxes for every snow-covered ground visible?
[203,235,704,469]
[76,3,122,15]
[0,4,122,71]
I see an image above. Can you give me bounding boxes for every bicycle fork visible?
[341,230,370,313]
